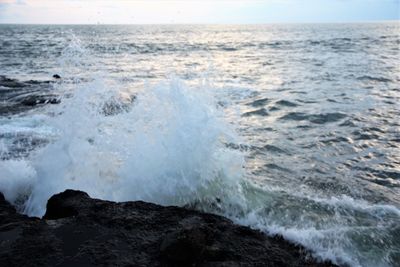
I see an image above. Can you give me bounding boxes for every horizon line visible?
[0,20,399,26]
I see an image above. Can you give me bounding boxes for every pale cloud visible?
[0,0,398,24]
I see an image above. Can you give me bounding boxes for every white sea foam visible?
[1,36,399,267]
[231,184,400,267]
[1,75,399,267]
[0,74,246,217]
[0,159,36,206]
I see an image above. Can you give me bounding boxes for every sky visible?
[0,0,399,24]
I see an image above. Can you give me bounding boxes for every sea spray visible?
[1,31,400,267]
[232,184,400,267]
[0,73,247,217]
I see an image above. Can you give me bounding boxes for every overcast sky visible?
[0,0,399,24]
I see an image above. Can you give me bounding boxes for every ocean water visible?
[0,23,399,266]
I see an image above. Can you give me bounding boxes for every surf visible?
[1,35,399,267]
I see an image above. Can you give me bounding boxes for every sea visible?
[0,23,399,267]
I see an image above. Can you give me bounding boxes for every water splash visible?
[1,33,400,267]
[0,69,246,217]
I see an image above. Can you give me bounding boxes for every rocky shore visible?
[0,75,60,115]
[0,190,337,267]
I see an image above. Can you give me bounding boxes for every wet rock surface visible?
[0,190,337,267]
[0,75,59,115]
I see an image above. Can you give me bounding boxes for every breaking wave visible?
[1,35,399,267]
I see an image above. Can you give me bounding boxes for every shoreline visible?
[0,189,337,266]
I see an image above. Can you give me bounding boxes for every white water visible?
[2,73,399,267]
[1,35,399,267]
[0,75,246,216]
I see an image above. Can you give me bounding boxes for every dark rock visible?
[20,95,60,106]
[0,189,337,267]
[52,74,61,79]
[44,190,90,219]
[0,76,60,115]
[0,75,27,88]
[160,226,208,263]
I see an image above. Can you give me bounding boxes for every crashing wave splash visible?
[0,76,246,216]
[1,37,399,267]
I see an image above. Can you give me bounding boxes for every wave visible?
[0,75,246,217]
[280,112,347,124]
[1,37,399,267]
